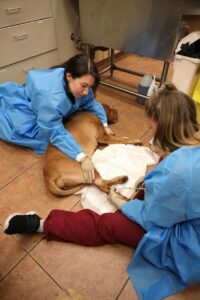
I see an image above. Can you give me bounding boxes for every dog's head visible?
[102,104,118,124]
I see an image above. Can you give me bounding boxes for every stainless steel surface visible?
[79,0,200,62]
[103,65,160,82]
[99,50,169,99]
[160,62,170,86]
[100,80,149,99]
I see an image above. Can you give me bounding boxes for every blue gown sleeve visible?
[122,149,191,231]
[37,92,83,160]
[80,89,107,125]
[25,69,84,160]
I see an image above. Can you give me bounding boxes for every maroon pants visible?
[43,189,145,248]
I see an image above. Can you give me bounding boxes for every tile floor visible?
[0,54,176,300]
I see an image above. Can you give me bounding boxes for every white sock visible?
[37,219,44,233]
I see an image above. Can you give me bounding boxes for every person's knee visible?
[98,212,122,243]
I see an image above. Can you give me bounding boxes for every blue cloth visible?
[121,146,200,300]
[0,68,107,159]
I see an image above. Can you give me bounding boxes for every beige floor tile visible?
[0,161,80,222]
[0,227,26,281]
[24,148,44,160]
[118,279,139,300]
[31,240,133,300]
[140,128,152,145]
[0,161,80,251]
[0,255,62,300]
[97,87,149,140]
[14,233,45,253]
[73,201,84,211]
[0,141,38,189]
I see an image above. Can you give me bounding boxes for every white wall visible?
[51,0,79,63]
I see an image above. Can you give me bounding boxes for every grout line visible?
[18,235,45,253]
[0,160,41,191]
[23,148,44,159]
[0,224,47,282]
[0,227,63,289]
[28,252,65,290]
[70,198,82,210]
[0,252,29,283]
[140,127,150,140]
[115,277,130,300]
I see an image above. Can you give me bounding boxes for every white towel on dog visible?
[80,144,159,214]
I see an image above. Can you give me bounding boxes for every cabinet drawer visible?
[0,0,52,28]
[0,18,57,68]
[0,50,59,83]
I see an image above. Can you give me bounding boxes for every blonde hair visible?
[145,83,200,153]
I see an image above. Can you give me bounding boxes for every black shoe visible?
[3,212,41,235]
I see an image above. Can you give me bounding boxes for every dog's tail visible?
[46,178,84,197]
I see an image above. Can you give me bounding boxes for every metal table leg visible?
[98,49,170,99]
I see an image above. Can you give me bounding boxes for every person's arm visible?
[120,152,189,231]
[25,68,85,160]
[37,92,95,183]
[37,92,84,160]
[108,187,130,208]
[80,89,108,126]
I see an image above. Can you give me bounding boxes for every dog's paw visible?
[120,175,128,183]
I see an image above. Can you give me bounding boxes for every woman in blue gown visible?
[0,54,113,183]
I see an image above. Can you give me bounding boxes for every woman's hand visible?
[80,156,95,184]
[104,126,114,135]
[108,187,128,209]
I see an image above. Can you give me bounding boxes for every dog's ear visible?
[102,104,118,124]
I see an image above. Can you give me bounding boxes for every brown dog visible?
[43,104,141,196]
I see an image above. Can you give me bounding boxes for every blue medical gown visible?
[0,68,107,159]
[121,146,200,300]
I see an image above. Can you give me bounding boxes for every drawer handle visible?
[6,7,22,14]
[13,33,29,41]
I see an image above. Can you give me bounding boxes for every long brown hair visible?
[145,83,200,153]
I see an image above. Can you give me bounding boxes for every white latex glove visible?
[80,156,95,184]
[104,126,114,135]
[108,187,128,209]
